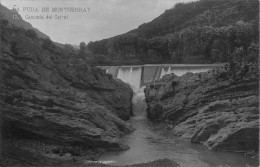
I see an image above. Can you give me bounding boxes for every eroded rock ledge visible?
[0,24,134,157]
[144,63,259,152]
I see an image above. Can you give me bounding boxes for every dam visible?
[98,64,221,89]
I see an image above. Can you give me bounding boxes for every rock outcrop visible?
[144,63,259,152]
[0,23,134,153]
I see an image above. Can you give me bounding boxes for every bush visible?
[25,29,37,39]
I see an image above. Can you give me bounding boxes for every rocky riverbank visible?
[144,63,259,153]
[0,24,134,165]
[2,137,179,166]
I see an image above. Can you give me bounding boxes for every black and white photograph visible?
[0,0,259,166]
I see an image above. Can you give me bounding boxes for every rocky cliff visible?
[144,63,259,152]
[0,23,134,165]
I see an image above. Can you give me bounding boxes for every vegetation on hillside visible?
[81,0,259,65]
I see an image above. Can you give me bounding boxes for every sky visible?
[1,0,193,45]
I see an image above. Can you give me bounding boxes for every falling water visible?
[131,86,147,120]
[115,66,146,119]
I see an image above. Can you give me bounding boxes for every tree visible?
[79,42,86,57]
[79,42,86,51]
[64,44,75,54]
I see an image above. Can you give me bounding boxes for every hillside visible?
[85,0,259,65]
[0,4,49,39]
[0,4,68,49]
[0,18,134,165]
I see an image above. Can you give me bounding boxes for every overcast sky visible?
[2,0,193,45]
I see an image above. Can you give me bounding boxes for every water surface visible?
[99,116,258,167]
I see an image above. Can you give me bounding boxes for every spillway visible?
[98,64,222,89]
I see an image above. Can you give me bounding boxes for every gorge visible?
[1,25,258,166]
[97,64,259,167]
[0,0,259,166]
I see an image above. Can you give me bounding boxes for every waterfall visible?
[116,66,146,118]
[131,67,142,90]
[159,67,169,78]
[116,66,142,91]
[117,67,132,85]
[131,86,147,119]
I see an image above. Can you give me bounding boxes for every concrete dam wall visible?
[98,64,222,89]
